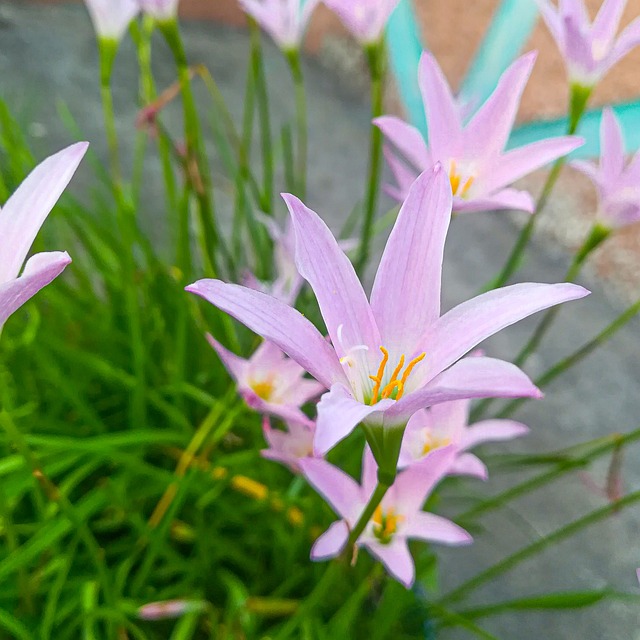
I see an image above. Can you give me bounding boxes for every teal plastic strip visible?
[386,0,427,136]
[508,100,640,158]
[459,0,539,109]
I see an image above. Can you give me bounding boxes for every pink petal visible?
[465,52,537,161]
[592,0,626,47]
[299,458,363,522]
[383,146,420,203]
[429,399,471,442]
[607,17,640,70]
[404,512,473,546]
[484,136,585,194]
[560,0,590,29]
[374,116,430,171]
[418,52,462,161]
[450,453,488,479]
[205,333,247,382]
[461,419,530,450]
[453,189,535,215]
[311,520,350,560]
[570,159,600,182]
[283,194,381,364]
[364,539,415,588]
[186,280,345,390]
[314,385,393,455]
[360,446,379,496]
[389,356,542,422]
[0,252,71,326]
[0,142,87,283]
[535,0,564,46]
[370,165,452,351]
[563,13,596,78]
[418,283,590,382]
[600,107,625,183]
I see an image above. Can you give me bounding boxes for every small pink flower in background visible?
[138,599,208,621]
[239,0,321,51]
[536,0,640,87]
[399,399,529,480]
[322,0,402,45]
[571,107,640,229]
[206,334,324,425]
[0,142,88,329]
[188,166,588,462]
[83,0,140,41]
[376,51,584,214]
[139,0,180,21]
[300,447,472,588]
[262,416,316,472]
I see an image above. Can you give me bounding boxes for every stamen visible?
[380,379,401,399]
[460,176,475,198]
[399,353,426,386]
[369,346,389,404]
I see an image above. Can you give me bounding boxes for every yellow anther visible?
[251,379,274,401]
[370,349,426,403]
[460,176,475,198]
[381,379,402,399]
[369,346,389,404]
[400,353,426,387]
[373,505,404,543]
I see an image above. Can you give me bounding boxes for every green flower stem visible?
[497,293,640,419]
[98,38,147,430]
[489,84,592,290]
[285,48,307,199]
[348,478,391,548]
[440,488,640,607]
[356,40,386,276]
[0,411,116,612]
[159,18,218,278]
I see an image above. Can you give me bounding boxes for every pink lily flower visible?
[239,0,321,51]
[322,0,402,45]
[206,334,324,425]
[83,0,140,41]
[299,446,472,588]
[571,107,640,229]
[138,0,180,21]
[187,166,589,466]
[262,416,315,473]
[0,143,88,329]
[375,51,584,214]
[536,0,640,87]
[399,399,529,480]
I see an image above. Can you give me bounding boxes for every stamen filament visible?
[369,346,389,404]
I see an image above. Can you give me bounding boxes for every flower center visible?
[368,346,426,405]
[250,379,274,401]
[421,431,452,456]
[372,505,404,544]
[449,160,475,198]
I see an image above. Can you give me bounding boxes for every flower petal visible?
[283,194,381,361]
[592,0,626,47]
[389,356,542,422]
[205,333,248,382]
[453,189,535,215]
[461,419,530,450]
[404,512,473,545]
[607,17,640,70]
[0,142,87,283]
[364,539,415,588]
[311,520,350,560]
[314,385,393,455]
[0,252,71,326]
[600,107,625,183]
[299,457,363,522]
[465,52,537,161]
[449,453,488,479]
[418,283,590,382]
[374,116,430,171]
[383,146,419,203]
[186,280,345,389]
[370,165,452,351]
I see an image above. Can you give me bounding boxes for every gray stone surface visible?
[2,2,640,638]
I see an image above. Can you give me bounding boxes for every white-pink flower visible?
[536,0,640,86]
[83,0,140,41]
[206,334,324,425]
[239,0,320,51]
[0,143,88,329]
[300,446,472,587]
[139,0,180,21]
[399,399,529,480]
[322,0,402,45]
[262,416,316,473]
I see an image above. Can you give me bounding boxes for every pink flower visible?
[83,0,140,41]
[322,0,401,45]
[188,166,588,467]
[138,0,180,21]
[376,51,584,213]
[299,446,472,587]
[0,143,88,329]
[206,334,324,425]
[239,0,320,51]
[262,416,315,472]
[138,599,208,620]
[536,0,640,86]
[571,107,640,229]
[399,399,529,480]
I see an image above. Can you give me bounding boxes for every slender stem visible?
[286,48,307,199]
[98,39,121,189]
[497,294,640,419]
[489,85,591,290]
[440,489,640,606]
[356,41,386,276]
[347,479,390,548]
